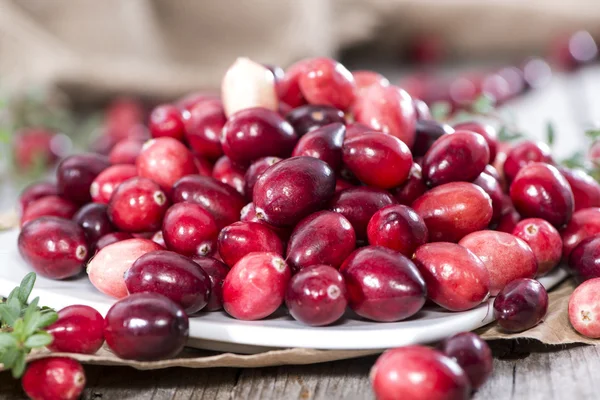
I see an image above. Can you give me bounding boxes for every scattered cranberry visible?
[184,100,226,160]
[218,221,284,268]
[244,157,282,200]
[149,104,185,140]
[20,195,78,227]
[95,232,134,251]
[512,218,562,276]
[453,121,498,162]
[18,181,59,216]
[367,204,428,257]
[412,120,454,157]
[46,305,105,354]
[562,208,600,258]
[473,171,504,225]
[108,138,144,165]
[494,278,548,332]
[136,137,197,191]
[72,203,114,248]
[22,357,86,400]
[560,167,600,211]
[57,153,110,204]
[292,123,345,171]
[212,155,246,195]
[437,332,493,390]
[162,202,219,256]
[569,235,600,282]
[391,163,428,206]
[503,140,552,183]
[569,277,600,338]
[191,256,230,311]
[90,164,138,204]
[298,57,356,111]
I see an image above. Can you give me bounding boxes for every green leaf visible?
[24,331,53,349]
[18,273,35,305]
[23,299,41,337]
[430,101,451,121]
[546,122,555,147]
[561,151,587,169]
[586,129,600,140]
[471,95,495,115]
[0,304,19,326]
[497,126,525,142]
[0,332,17,349]
[11,352,26,379]
[1,347,19,369]
[37,310,58,329]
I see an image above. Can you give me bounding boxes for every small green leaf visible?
[37,310,58,329]
[1,347,19,369]
[546,122,555,147]
[24,331,53,349]
[430,101,451,121]
[11,352,26,379]
[471,95,495,115]
[586,129,600,140]
[0,332,17,349]
[0,304,19,326]
[12,319,25,340]
[18,273,35,305]
[23,302,41,337]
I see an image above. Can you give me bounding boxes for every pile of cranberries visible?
[13,55,600,399]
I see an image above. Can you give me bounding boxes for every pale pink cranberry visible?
[20,195,78,227]
[212,156,246,196]
[367,204,428,257]
[352,70,390,96]
[560,167,600,211]
[512,218,562,276]
[18,181,59,216]
[108,138,144,165]
[162,203,219,257]
[184,100,225,161]
[562,208,600,258]
[569,278,600,338]
[191,256,230,311]
[90,164,138,204]
[149,104,185,140]
[22,358,86,400]
[136,137,197,191]
[218,221,284,268]
[298,57,356,111]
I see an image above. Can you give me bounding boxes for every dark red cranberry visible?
[162,202,219,256]
[18,181,59,216]
[96,232,134,251]
[335,178,355,192]
[562,208,600,258]
[149,104,185,140]
[278,60,309,108]
[90,164,138,204]
[285,104,346,136]
[367,205,428,257]
[244,157,282,200]
[108,138,144,165]
[510,162,574,228]
[253,156,336,227]
[221,107,297,167]
[13,128,61,170]
[292,123,345,171]
[191,256,229,311]
[136,137,197,191]
[72,203,114,247]
[218,221,284,268]
[18,217,88,279]
[353,70,390,96]
[391,163,428,206]
[513,218,562,276]
[437,332,493,390]
[340,246,426,322]
[569,234,600,282]
[559,167,600,211]
[493,278,548,332]
[46,305,105,354]
[20,195,78,227]
[22,357,86,400]
[453,121,498,163]
[104,292,189,360]
[285,264,347,326]
[473,171,504,225]
[193,155,214,176]
[496,195,521,232]
[57,153,110,204]
[183,100,226,160]
[503,140,552,182]
[412,120,454,157]
[298,57,356,111]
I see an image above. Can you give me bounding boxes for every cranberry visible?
[285,264,347,326]
[149,104,185,140]
[354,84,417,148]
[437,332,493,390]
[510,162,574,228]
[223,252,291,320]
[503,140,552,183]
[473,171,504,225]
[57,153,110,204]
[414,243,490,311]
[20,195,78,227]
[18,217,88,280]
[108,138,144,165]
[183,100,226,160]
[18,181,59,215]
[353,70,390,96]
[171,175,246,229]
[193,155,214,176]
[239,202,292,241]
[136,137,197,191]
[413,98,432,121]
[218,221,284,268]
[569,235,600,282]
[453,121,498,163]
[330,187,397,240]
[371,346,470,400]
[278,60,308,107]
[46,305,104,354]
[345,122,372,140]
[87,238,162,298]
[212,156,246,195]
[285,104,346,136]
[22,357,86,400]
[176,92,220,112]
[191,256,229,311]
[391,163,428,206]
[496,195,521,233]
[423,131,490,187]
[72,203,114,247]
[244,157,282,200]
[292,123,345,171]
[412,120,454,157]
[459,230,537,295]
[13,128,63,170]
[512,218,562,276]
[162,202,219,256]
[343,132,413,189]
[335,178,355,192]
[562,208,600,258]
[341,246,426,322]
[104,293,188,360]
[90,164,138,204]
[221,107,297,167]
[569,277,600,338]
[105,97,144,140]
[560,167,600,211]
[95,232,133,251]
[298,57,356,111]
[253,156,335,227]
[413,182,493,242]
[367,205,428,257]
[493,278,548,332]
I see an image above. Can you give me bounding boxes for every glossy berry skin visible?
[560,167,600,211]
[183,100,226,160]
[278,60,309,108]
[367,204,428,257]
[512,218,562,276]
[286,211,356,272]
[423,130,490,187]
[562,208,600,258]
[503,140,552,183]
[292,123,345,171]
[18,181,59,215]
[569,235,600,282]
[72,203,114,247]
[212,156,246,195]
[108,177,169,232]
[20,195,78,227]
[95,232,134,251]
[437,332,493,390]
[298,57,356,111]
[413,182,493,242]
[414,243,490,311]
[191,256,230,311]
[285,265,348,326]
[496,195,521,233]
[453,121,498,162]
[473,171,504,225]
[46,305,105,354]
[493,278,548,332]
[104,293,189,360]
[371,346,470,400]
[341,246,426,322]
[568,277,600,338]
[108,138,144,165]
[18,217,88,280]
[253,156,336,227]
[330,187,397,240]
[343,132,413,189]
[125,250,211,314]
[353,70,390,96]
[22,357,86,400]
[391,163,428,206]
[90,164,138,204]
[412,120,454,157]
[285,105,346,136]
[510,162,575,228]
[136,137,197,191]
[218,221,284,268]
[244,157,282,200]
[149,104,185,140]
[223,252,291,320]
[459,230,538,296]
[57,153,111,204]
[162,203,219,257]
[221,107,297,167]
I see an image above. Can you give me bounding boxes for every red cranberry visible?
[285,104,346,136]
[345,122,372,140]
[423,131,490,187]
[371,346,470,400]
[568,277,600,338]
[95,232,133,251]
[437,332,493,390]
[413,182,493,242]
[191,256,229,311]
[253,156,335,227]
[105,97,144,140]
[212,155,246,195]
[560,167,600,211]
[562,208,600,258]
[193,155,214,176]
[136,137,197,191]
[162,202,219,256]
[510,162,574,228]
[223,252,291,320]
[391,163,428,206]
[90,164,138,204]
[298,57,356,111]
[412,120,454,157]
[221,107,297,167]
[341,246,426,322]
[18,181,59,216]
[459,230,537,295]
[512,218,562,276]
[285,264,347,326]
[569,235,600,282]
[330,187,397,240]
[335,178,355,192]
[494,278,548,332]
[343,132,413,189]
[57,153,110,204]
[73,203,114,247]
[20,195,78,227]
[353,70,389,96]
[496,195,521,233]
[239,202,292,241]
[108,138,144,164]
[22,357,86,400]
[176,92,220,112]
[18,217,88,280]
[453,121,498,163]
[218,221,284,268]
[473,171,504,225]
[414,243,490,311]
[367,205,428,257]
[503,140,552,183]
[278,60,309,107]
[171,175,246,229]
[46,305,104,354]
[292,123,345,171]
[244,157,282,200]
[149,104,185,140]
[104,293,188,360]
[13,128,62,170]
[183,100,226,160]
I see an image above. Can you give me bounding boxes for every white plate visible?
[0,228,568,353]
